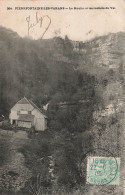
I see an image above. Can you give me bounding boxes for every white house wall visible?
[12,104,34,111]
[10,103,47,131]
[9,110,18,124]
[32,109,46,131]
[21,111,28,114]
[32,109,45,118]
[34,118,46,131]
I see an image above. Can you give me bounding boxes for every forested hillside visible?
[0,26,125,194]
[0,26,95,116]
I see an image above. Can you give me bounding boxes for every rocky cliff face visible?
[73,32,125,194]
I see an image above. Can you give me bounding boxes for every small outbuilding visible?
[9,97,47,131]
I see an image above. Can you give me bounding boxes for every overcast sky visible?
[0,0,125,41]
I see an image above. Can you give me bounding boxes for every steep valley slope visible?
[0,26,125,194]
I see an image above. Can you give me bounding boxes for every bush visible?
[27,126,36,138]
[0,137,10,166]
[1,120,13,130]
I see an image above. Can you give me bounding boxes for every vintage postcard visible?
[0,0,125,194]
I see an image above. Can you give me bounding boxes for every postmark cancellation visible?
[87,156,120,185]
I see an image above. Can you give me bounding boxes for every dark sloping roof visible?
[28,99,47,118]
[28,99,46,115]
[17,114,34,122]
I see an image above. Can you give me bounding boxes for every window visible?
[12,120,16,125]
[17,111,20,115]
[28,111,31,114]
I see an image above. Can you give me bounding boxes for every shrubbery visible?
[0,136,10,167]
[1,120,13,130]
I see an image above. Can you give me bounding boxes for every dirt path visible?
[0,129,32,193]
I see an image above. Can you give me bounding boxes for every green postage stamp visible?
[87,156,120,185]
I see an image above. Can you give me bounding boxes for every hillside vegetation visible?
[0,26,125,194]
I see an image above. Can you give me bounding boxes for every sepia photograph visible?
[0,0,125,194]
